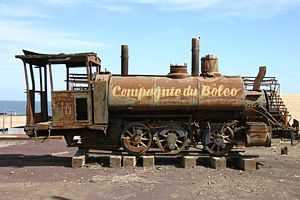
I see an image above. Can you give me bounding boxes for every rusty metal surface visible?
[201,55,220,77]
[245,122,271,147]
[167,65,189,79]
[244,90,267,111]
[253,66,266,91]
[198,76,244,110]
[108,75,245,111]
[191,38,200,76]
[15,50,101,67]
[93,81,108,124]
[52,91,90,127]
[108,76,154,110]
[121,45,128,75]
[153,77,198,110]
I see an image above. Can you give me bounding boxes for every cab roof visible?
[15,50,101,67]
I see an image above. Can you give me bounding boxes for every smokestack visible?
[191,37,200,76]
[121,45,128,75]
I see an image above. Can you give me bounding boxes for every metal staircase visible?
[268,92,291,126]
[243,76,291,126]
[243,76,299,144]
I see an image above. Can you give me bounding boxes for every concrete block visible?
[182,156,196,169]
[237,158,256,171]
[72,150,86,168]
[142,156,155,168]
[208,157,226,170]
[122,156,136,167]
[109,155,122,168]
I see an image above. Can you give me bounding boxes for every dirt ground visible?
[0,138,299,200]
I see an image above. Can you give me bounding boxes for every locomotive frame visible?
[16,38,299,156]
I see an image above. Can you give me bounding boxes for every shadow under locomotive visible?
[15,38,299,157]
[0,154,71,167]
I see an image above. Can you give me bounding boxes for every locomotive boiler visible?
[16,38,299,156]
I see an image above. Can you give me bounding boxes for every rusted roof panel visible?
[15,50,101,67]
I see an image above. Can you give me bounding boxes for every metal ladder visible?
[243,76,291,126]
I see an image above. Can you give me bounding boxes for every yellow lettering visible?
[112,86,121,96]
[211,87,218,96]
[183,85,190,96]
[201,85,211,96]
[170,87,175,96]
[112,84,241,99]
[137,88,147,100]
[154,88,161,102]
[230,88,241,96]
[175,89,181,96]
[121,89,127,96]
[223,88,230,96]
[217,85,224,96]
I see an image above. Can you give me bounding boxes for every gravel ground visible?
[0,139,299,200]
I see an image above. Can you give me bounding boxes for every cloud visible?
[0,20,111,58]
[0,1,50,19]
[0,1,112,58]
[218,0,300,19]
[130,0,300,19]
[3,0,299,20]
[130,0,220,10]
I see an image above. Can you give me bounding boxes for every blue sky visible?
[0,0,300,100]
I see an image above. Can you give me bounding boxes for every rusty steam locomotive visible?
[16,38,299,156]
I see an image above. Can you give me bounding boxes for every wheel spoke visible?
[223,135,230,139]
[175,144,179,150]
[132,127,137,135]
[176,140,183,144]
[126,130,134,137]
[140,141,147,147]
[211,143,216,150]
[224,139,231,144]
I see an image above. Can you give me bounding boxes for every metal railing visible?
[1,111,17,134]
[242,77,291,125]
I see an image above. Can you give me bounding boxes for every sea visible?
[0,100,52,115]
[0,100,26,115]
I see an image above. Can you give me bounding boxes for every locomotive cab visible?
[15,51,106,139]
